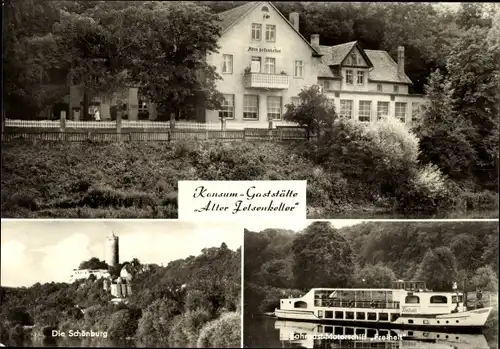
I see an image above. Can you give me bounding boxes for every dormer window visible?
[261,6,269,12]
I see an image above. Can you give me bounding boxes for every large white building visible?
[69,269,110,283]
[207,1,426,127]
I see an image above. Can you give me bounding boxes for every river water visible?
[244,316,498,349]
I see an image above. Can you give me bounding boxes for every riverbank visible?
[1,140,497,218]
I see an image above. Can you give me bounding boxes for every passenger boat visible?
[275,320,490,349]
[274,280,492,330]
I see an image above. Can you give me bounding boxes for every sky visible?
[1,220,242,288]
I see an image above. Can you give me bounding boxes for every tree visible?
[354,263,396,288]
[444,26,499,189]
[196,312,240,348]
[470,266,498,292]
[108,1,224,121]
[415,247,458,291]
[283,85,336,138]
[415,69,477,182]
[78,257,108,270]
[292,222,355,290]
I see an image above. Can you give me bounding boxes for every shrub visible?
[196,312,240,348]
[395,164,455,212]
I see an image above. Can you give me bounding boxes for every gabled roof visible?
[217,1,321,56]
[364,50,412,84]
[317,42,413,85]
[318,41,373,68]
[217,1,258,33]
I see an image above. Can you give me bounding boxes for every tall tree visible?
[111,1,224,121]
[415,247,458,291]
[292,222,355,290]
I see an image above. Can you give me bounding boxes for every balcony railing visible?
[244,72,290,89]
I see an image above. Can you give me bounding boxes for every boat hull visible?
[274,307,491,333]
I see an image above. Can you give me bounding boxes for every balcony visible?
[244,72,289,90]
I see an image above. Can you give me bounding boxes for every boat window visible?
[335,311,344,319]
[356,312,365,320]
[324,326,333,333]
[356,329,365,335]
[318,310,323,318]
[367,312,377,321]
[452,295,463,303]
[379,330,389,337]
[405,295,420,304]
[294,301,308,308]
[334,327,343,335]
[379,313,389,321]
[325,311,333,319]
[408,319,414,324]
[391,314,400,322]
[317,326,323,333]
[367,329,377,338]
[430,296,448,304]
[346,311,354,320]
[345,328,354,335]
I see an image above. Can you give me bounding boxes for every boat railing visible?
[314,299,400,310]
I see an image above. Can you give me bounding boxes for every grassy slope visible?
[1,140,382,218]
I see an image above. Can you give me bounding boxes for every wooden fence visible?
[1,127,309,142]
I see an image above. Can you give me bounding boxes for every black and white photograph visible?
[2,1,498,219]
[0,220,242,348]
[243,220,498,348]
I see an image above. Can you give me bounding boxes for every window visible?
[318,310,323,318]
[377,101,390,120]
[346,69,353,84]
[325,311,333,319]
[219,94,234,119]
[393,85,399,93]
[324,327,333,334]
[243,95,259,120]
[356,312,366,320]
[324,81,330,90]
[395,102,407,123]
[294,60,304,78]
[379,313,389,321]
[265,25,276,42]
[251,57,261,73]
[358,100,372,122]
[377,84,382,92]
[335,311,344,319]
[222,54,233,74]
[334,327,343,335]
[411,102,421,122]
[405,295,420,304]
[430,296,448,304]
[251,23,261,40]
[265,57,276,74]
[345,328,354,335]
[367,312,377,321]
[346,311,354,320]
[357,71,365,85]
[339,100,353,119]
[294,301,307,308]
[267,96,282,120]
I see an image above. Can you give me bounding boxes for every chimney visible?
[289,12,299,31]
[397,46,405,76]
[310,34,320,46]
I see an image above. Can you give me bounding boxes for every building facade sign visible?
[248,47,281,53]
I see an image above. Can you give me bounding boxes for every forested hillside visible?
[244,221,498,315]
[0,243,241,348]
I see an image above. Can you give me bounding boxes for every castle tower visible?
[105,232,119,268]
